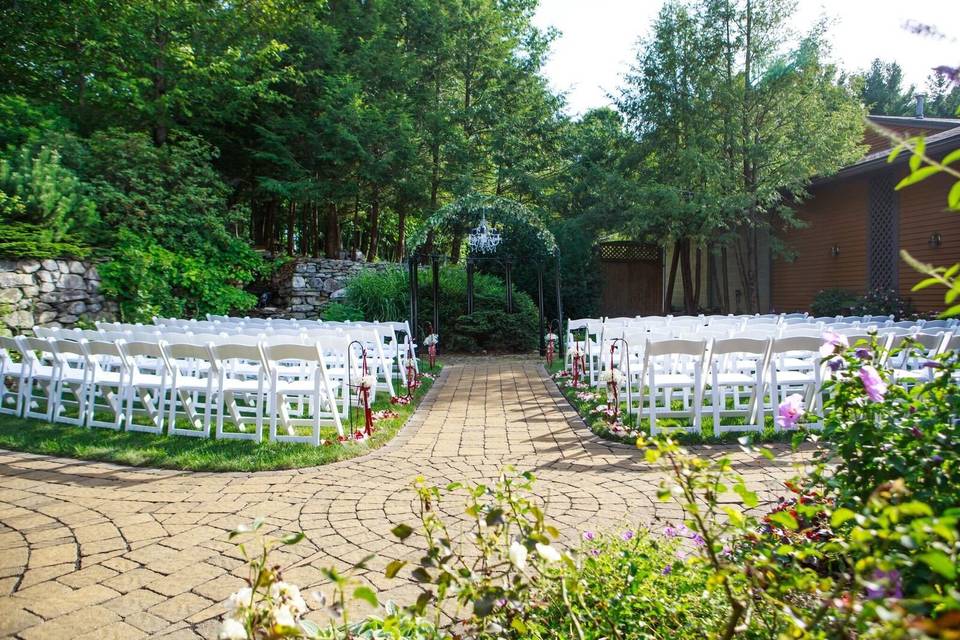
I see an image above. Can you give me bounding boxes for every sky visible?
[532,0,960,116]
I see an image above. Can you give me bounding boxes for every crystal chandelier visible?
[467,212,502,254]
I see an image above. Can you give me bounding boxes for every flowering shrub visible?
[817,335,960,512]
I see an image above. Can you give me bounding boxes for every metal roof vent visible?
[915,93,926,119]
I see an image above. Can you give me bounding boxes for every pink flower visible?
[859,365,888,402]
[819,330,849,358]
[776,394,805,430]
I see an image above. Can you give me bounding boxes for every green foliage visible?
[851,287,916,320]
[98,230,261,323]
[320,302,365,322]
[524,530,727,639]
[855,58,915,116]
[0,144,97,258]
[345,268,410,324]
[810,287,858,317]
[345,265,539,353]
[818,336,960,512]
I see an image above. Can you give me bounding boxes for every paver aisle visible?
[0,359,804,639]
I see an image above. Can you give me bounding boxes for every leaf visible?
[768,511,798,530]
[391,523,413,541]
[733,483,759,508]
[943,148,960,166]
[830,508,857,528]
[941,304,960,319]
[909,137,925,172]
[485,508,505,527]
[895,166,941,190]
[414,591,433,613]
[919,551,957,580]
[949,181,960,211]
[473,596,495,617]
[410,567,432,583]
[723,506,745,527]
[279,532,306,546]
[645,448,661,463]
[353,586,379,608]
[912,277,943,292]
[385,560,407,579]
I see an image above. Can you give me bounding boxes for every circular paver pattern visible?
[0,358,807,639]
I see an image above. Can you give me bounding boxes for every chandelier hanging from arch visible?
[467,212,502,254]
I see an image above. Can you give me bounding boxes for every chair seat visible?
[650,373,696,386]
[714,372,756,385]
[774,370,815,384]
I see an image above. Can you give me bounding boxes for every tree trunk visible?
[286,201,295,255]
[396,208,407,262]
[365,188,380,262]
[665,241,681,312]
[450,231,463,264]
[694,244,702,310]
[720,245,731,313]
[679,238,695,314]
[312,202,321,258]
[324,203,340,258]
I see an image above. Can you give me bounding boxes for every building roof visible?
[813,115,960,186]
[866,114,960,131]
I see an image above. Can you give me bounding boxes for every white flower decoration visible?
[423,333,439,346]
[535,543,562,563]
[599,369,624,384]
[508,541,528,571]
[359,375,377,390]
[545,333,559,342]
[218,617,248,640]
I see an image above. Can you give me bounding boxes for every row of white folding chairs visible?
[148,317,418,380]
[81,324,401,397]
[592,331,957,436]
[0,334,366,445]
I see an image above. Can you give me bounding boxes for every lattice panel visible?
[868,172,899,290]
[596,241,660,263]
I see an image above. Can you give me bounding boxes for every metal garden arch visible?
[405,194,564,357]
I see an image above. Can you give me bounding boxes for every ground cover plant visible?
[0,367,440,472]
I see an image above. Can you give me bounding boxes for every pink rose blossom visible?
[776,394,805,430]
[859,365,888,402]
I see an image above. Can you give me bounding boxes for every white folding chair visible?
[888,332,946,387]
[119,341,169,434]
[210,343,267,441]
[708,338,771,435]
[162,341,217,437]
[82,340,127,430]
[639,339,708,435]
[51,339,90,427]
[768,336,826,430]
[16,336,59,421]
[0,336,24,416]
[262,343,343,444]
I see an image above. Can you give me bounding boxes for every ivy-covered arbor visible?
[406,194,563,356]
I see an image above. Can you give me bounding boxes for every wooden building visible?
[770,114,960,314]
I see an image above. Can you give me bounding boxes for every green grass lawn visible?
[0,365,441,472]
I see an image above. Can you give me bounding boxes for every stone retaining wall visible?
[271,258,398,318]
[0,258,117,332]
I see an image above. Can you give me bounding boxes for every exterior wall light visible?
[831,244,840,257]
[929,232,942,249]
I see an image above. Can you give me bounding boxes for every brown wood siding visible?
[897,169,960,313]
[772,178,869,311]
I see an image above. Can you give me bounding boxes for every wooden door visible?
[597,242,663,316]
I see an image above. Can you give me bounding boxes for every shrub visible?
[810,287,857,316]
[320,302,365,322]
[851,287,916,320]
[345,265,539,353]
[99,230,261,322]
[0,144,97,258]
[818,335,960,512]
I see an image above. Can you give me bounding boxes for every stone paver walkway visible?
[0,359,806,639]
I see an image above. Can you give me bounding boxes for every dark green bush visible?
[810,287,857,316]
[851,287,916,320]
[345,264,539,353]
[320,302,365,322]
